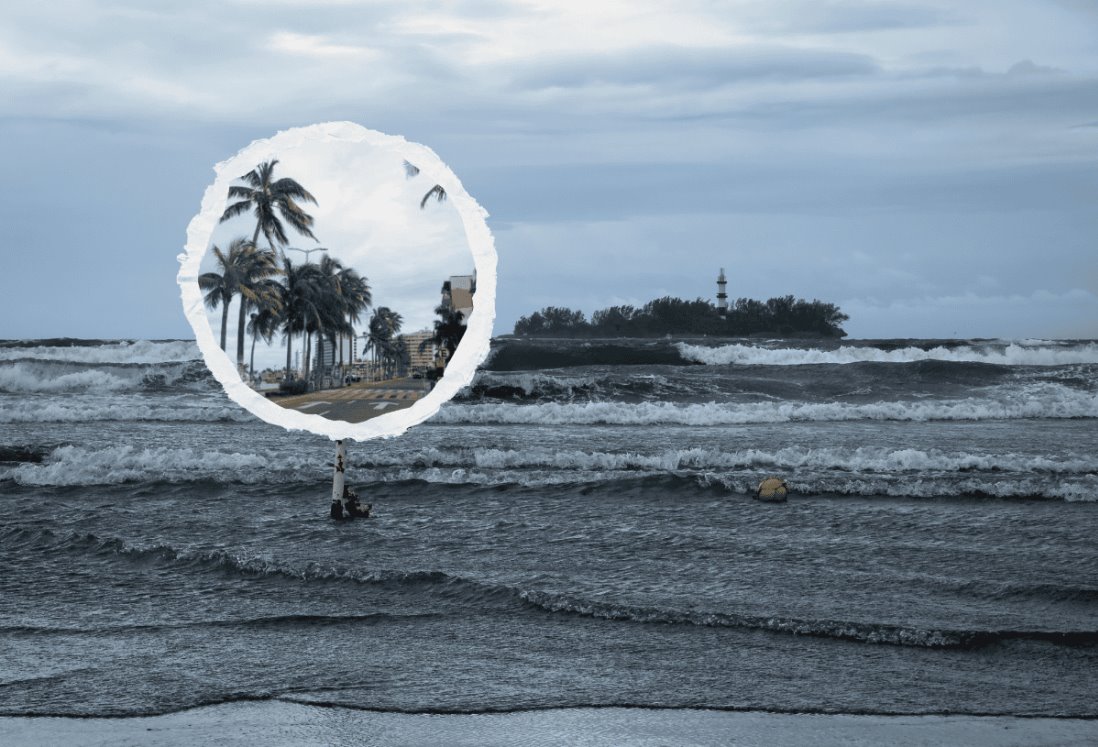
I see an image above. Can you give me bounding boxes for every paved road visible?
[270,379,431,423]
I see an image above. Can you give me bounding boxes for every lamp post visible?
[286,246,327,263]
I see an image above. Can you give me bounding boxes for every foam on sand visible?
[1,702,1095,746]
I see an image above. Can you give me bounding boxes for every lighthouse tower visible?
[716,268,728,316]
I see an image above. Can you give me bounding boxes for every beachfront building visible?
[402,330,435,375]
[443,273,476,322]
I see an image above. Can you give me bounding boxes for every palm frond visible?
[271,178,318,204]
[219,200,253,223]
[420,184,447,209]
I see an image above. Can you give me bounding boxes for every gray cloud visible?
[746,0,960,34]
[463,157,1098,224]
[644,72,1098,134]
[510,45,879,90]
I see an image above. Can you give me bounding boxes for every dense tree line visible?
[201,158,469,392]
[198,160,375,388]
[513,295,849,338]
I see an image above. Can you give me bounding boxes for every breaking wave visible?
[0,359,213,394]
[435,385,1098,425]
[458,371,698,403]
[351,445,1098,476]
[677,341,1098,367]
[7,444,308,486]
[0,399,251,423]
[7,443,1094,500]
[485,340,690,371]
[0,339,199,364]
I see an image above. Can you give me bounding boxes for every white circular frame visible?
[177,122,496,441]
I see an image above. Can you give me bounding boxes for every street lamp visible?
[286,246,327,263]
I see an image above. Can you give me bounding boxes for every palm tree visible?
[365,312,385,379]
[403,159,446,209]
[333,266,371,376]
[380,308,403,378]
[423,303,467,364]
[246,281,284,377]
[199,238,257,352]
[219,159,319,252]
[278,258,326,382]
[366,307,403,380]
[232,247,281,368]
[389,336,410,378]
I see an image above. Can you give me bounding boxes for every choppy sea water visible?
[1,337,1096,717]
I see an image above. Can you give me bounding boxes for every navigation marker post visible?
[331,440,347,505]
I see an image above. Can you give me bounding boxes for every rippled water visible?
[1,337,1096,717]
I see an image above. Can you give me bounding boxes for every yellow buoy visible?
[756,477,789,502]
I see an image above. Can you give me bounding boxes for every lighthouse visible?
[716,268,728,316]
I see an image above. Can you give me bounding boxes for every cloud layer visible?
[0,0,1095,339]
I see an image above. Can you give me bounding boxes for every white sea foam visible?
[460,446,1098,475]
[10,445,309,486]
[434,385,1098,425]
[9,443,1095,500]
[0,400,250,423]
[785,475,1098,503]
[0,360,210,394]
[354,445,1098,475]
[676,341,1098,366]
[0,340,199,364]
[0,365,133,393]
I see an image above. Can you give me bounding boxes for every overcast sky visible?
[0,0,1095,340]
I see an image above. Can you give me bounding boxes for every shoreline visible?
[3,703,1097,747]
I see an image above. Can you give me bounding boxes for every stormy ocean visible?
[2,337,1097,742]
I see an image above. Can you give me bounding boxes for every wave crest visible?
[677,342,1098,367]
[0,340,199,364]
[0,360,213,394]
[8,443,1095,500]
[435,386,1098,425]
[0,400,251,424]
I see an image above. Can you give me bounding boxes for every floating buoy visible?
[756,477,789,502]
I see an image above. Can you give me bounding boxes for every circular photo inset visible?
[177,122,496,440]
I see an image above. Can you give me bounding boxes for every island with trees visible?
[512,296,849,338]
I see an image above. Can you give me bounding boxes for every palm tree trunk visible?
[236,299,248,367]
[338,331,344,378]
[285,331,293,381]
[220,302,229,351]
[304,332,312,387]
[250,329,258,378]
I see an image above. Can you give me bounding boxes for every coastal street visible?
[270,378,431,422]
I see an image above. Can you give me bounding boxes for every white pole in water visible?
[331,440,347,505]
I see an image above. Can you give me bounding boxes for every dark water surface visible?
[1,338,1096,717]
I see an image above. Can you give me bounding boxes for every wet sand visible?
[3,703,1096,747]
